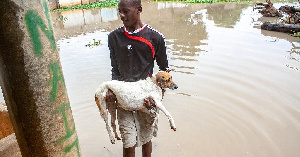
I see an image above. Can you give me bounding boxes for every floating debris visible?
[85,39,103,48]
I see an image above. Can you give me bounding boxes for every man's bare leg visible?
[124,146,135,157]
[142,141,152,157]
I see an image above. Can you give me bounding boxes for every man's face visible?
[118,1,141,28]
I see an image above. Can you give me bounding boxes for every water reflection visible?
[52,8,121,39]
[146,2,208,63]
[52,2,252,65]
[52,2,209,65]
[206,3,249,28]
[287,42,300,71]
[1,2,299,157]
[260,26,300,71]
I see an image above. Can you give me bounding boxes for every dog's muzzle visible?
[169,83,178,90]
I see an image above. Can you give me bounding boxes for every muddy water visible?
[5,1,300,157]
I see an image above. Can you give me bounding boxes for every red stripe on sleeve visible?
[124,26,155,58]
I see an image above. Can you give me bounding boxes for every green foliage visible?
[52,0,118,13]
[153,0,251,3]
[57,15,68,22]
[291,32,300,37]
[154,0,299,3]
[85,39,103,48]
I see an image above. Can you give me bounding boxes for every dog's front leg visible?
[156,102,176,131]
[107,101,121,140]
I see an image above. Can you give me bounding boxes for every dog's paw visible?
[116,136,121,140]
[110,138,116,144]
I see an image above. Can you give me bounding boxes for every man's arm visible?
[144,34,168,109]
[107,34,119,102]
[155,35,168,71]
[108,33,120,80]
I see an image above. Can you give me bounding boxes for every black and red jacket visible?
[108,24,168,82]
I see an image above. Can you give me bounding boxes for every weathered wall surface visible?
[59,0,82,8]
[0,133,21,157]
[51,0,103,9]
[52,7,119,39]
[0,0,81,156]
[0,103,14,139]
[48,0,59,10]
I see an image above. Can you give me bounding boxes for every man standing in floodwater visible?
[105,0,169,156]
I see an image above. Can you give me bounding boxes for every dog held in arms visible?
[95,70,178,144]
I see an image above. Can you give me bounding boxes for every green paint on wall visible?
[53,103,75,144]
[53,103,80,156]
[25,0,56,57]
[65,138,81,157]
[50,62,66,102]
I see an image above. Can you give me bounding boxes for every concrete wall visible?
[59,0,82,8]
[48,0,103,9]
[48,0,59,10]
[52,7,120,39]
[0,0,82,156]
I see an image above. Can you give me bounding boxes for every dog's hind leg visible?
[107,101,121,140]
[95,95,116,144]
[103,110,116,144]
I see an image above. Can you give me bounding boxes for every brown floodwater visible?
[2,1,299,157]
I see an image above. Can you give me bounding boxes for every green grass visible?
[153,0,253,3]
[152,0,297,3]
[51,0,118,13]
[292,32,300,37]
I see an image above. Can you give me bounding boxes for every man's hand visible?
[105,89,117,102]
[144,96,156,109]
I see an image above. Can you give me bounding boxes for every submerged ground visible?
[1,1,300,157]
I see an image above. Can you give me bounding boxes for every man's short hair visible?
[119,0,141,7]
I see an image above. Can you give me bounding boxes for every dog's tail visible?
[95,94,101,111]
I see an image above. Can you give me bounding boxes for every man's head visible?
[118,0,142,30]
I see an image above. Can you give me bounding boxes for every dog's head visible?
[155,70,178,90]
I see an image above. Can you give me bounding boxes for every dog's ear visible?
[166,69,175,73]
[156,74,164,86]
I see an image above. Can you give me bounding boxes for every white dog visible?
[95,71,178,144]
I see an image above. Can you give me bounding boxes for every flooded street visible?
[2,0,299,156]
[54,1,300,157]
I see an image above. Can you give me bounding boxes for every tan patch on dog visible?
[95,95,101,111]
[155,71,175,89]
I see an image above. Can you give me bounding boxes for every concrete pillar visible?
[0,0,82,156]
